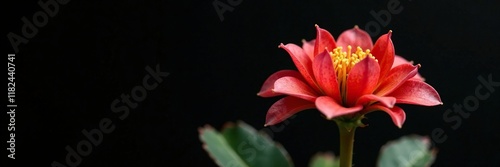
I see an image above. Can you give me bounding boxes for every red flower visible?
[258,25,442,128]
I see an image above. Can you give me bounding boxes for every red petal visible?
[392,55,425,81]
[315,96,363,119]
[273,76,319,102]
[312,50,342,102]
[412,73,425,82]
[279,43,318,92]
[392,55,413,67]
[388,80,443,106]
[258,70,304,97]
[336,26,373,50]
[314,25,337,57]
[375,64,419,96]
[355,94,396,108]
[346,57,380,106]
[265,96,316,126]
[371,32,395,80]
[302,39,316,60]
[365,104,406,128]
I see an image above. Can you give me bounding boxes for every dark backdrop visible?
[3,0,500,166]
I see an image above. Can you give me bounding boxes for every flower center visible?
[329,45,377,104]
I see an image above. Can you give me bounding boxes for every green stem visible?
[338,123,356,167]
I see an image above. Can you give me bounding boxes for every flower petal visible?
[315,96,363,119]
[375,64,419,96]
[371,31,395,80]
[279,43,318,92]
[312,50,342,102]
[355,94,396,108]
[346,57,380,106]
[314,25,337,57]
[392,55,425,81]
[302,39,316,60]
[412,73,425,82]
[336,26,373,50]
[365,104,406,128]
[388,80,443,106]
[258,70,304,97]
[265,96,316,126]
[392,55,413,68]
[273,76,319,102]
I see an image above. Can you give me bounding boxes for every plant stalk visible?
[338,124,356,167]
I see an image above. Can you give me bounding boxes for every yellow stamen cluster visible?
[329,45,377,104]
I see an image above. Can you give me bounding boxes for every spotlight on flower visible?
[258,25,442,128]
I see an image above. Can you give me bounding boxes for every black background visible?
[3,0,500,166]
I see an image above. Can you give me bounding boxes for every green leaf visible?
[377,135,437,167]
[308,152,339,167]
[199,121,293,167]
